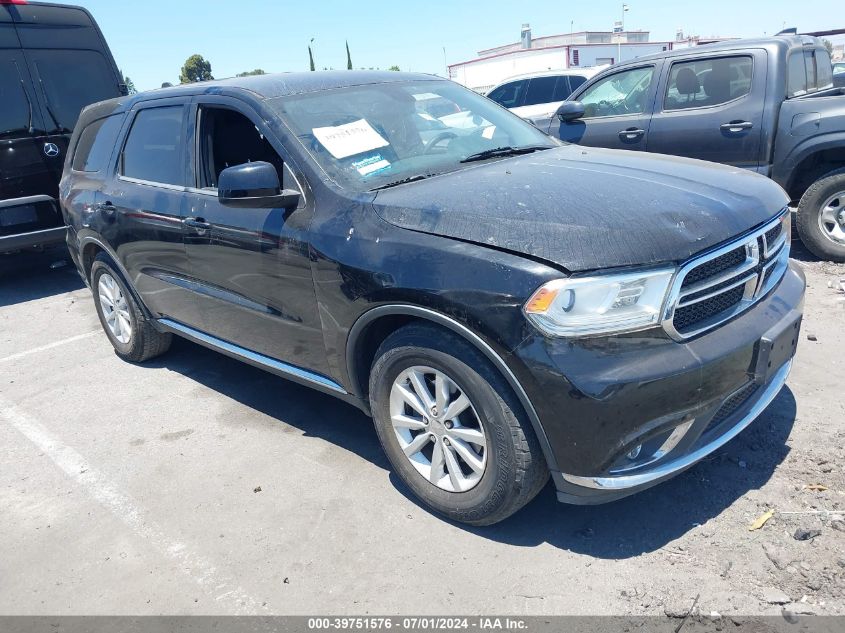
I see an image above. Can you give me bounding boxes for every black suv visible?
[62,72,805,525]
[1,1,124,253]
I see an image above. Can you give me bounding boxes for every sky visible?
[74,0,843,91]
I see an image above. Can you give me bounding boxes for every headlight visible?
[524,268,676,337]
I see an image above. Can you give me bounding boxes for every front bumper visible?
[509,260,806,504]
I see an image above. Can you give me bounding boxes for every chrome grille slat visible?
[663,210,790,340]
[676,273,757,308]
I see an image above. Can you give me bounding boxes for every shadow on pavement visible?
[144,336,796,557]
[0,247,83,307]
[145,336,389,469]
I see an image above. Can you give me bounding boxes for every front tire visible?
[369,324,548,526]
[91,254,172,362]
[796,168,845,262]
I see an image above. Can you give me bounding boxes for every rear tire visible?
[369,323,548,526]
[90,254,172,362]
[796,168,845,262]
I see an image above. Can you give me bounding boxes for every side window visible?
[0,58,31,138]
[487,80,527,108]
[579,66,654,118]
[664,56,752,110]
[787,52,808,97]
[72,115,123,172]
[121,106,185,186]
[29,50,117,132]
[552,76,572,101]
[197,107,288,191]
[567,75,588,95]
[523,76,558,106]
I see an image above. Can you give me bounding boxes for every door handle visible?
[618,127,645,140]
[720,120,753,133]
[184,217,212,231]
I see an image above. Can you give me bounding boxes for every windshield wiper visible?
[459,145,552,164]
[18,78,34,135]
[369,174,431,191]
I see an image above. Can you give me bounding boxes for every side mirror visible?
[555,101,585,122]
[218,161,301,210]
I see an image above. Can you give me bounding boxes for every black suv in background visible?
[62,72,804,525]
[1,1,124,253]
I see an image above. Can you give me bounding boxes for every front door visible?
[647,52,766,170]
[182,98,328,375]
[553,63,661,151]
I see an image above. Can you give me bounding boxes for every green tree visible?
[388,65,400,72]
[121,74,137,94]
[308,45,316,71]
[346,41,353,70]
[236,69,267,77]
[179,54,214,84]
[822,38,833,55]
[161,82,173,88]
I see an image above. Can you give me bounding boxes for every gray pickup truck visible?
[543,36,845,261]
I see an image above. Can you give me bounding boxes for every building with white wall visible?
[448,25,678,93]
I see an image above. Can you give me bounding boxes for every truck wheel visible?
[369,323,549,526]
[796,168,845,262]
[91,254,172,362]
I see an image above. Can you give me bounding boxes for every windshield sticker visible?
[482,125,496,140]
[312,119,389,159]
[352,154,391,177]
[412,92,442,101]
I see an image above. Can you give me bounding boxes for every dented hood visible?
[372,145,789,272]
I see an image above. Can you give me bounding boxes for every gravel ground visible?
[0,242,843,618]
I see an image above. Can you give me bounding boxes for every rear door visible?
[100,99,201,327]
[25,49,120,182]
[647,51,766,170]
[11,2,124,185]
[0,45,62,235]
[553,63,662,151]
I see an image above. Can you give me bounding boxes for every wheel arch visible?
[781,140,845,202]
[79,235,154,320]
[345,304,559,472]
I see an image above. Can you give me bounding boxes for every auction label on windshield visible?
[313,119,389,159]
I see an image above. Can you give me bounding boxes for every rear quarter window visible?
[72,115,123,172]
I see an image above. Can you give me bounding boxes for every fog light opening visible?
[626,444,642,461]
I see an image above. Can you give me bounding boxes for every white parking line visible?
[0,330,100,364]
[0,396,265,615]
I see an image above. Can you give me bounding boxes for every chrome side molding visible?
[158,318,347,394]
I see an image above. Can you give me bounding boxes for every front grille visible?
[681,246,746,289]
[664,211,789,339]
[673,285,745,332]
[764,224,782,251]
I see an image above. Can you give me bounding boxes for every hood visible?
[372,145,789,272]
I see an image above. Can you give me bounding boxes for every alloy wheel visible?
[389,365,487,492]
[98,273,132,345]
[819,191,845,245]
